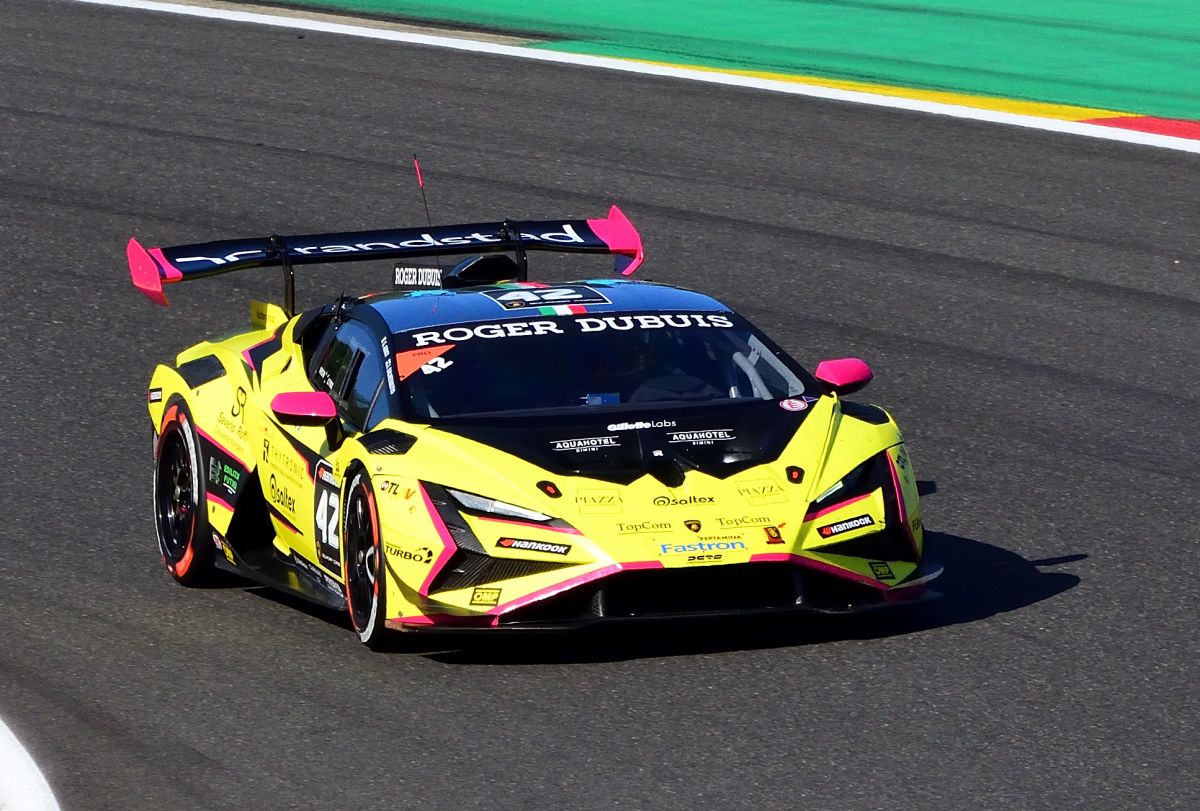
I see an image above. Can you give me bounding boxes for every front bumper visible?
[386,559,943,632]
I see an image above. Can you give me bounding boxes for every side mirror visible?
[814,358,873,395]
[271,391,337,425]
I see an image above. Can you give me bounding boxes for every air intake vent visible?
[177,355,225,388]
[429,549,571,593]
[359,429,416,455]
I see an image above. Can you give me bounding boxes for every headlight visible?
[447,488,552,523]
[812,457,878,508]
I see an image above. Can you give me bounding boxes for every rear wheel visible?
[343,469,387,648]
[153,404,215,586]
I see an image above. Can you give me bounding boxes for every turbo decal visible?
[385,543,434,564]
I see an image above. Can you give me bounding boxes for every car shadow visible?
[412,531,1083,665]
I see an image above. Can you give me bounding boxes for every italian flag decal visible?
[537,304,590,315]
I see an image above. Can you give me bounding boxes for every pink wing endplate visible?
[588,205,645,276]
[127,238,180,307]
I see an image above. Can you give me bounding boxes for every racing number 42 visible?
[315,490,339,552]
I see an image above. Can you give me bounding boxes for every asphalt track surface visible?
[2,1,1199,808]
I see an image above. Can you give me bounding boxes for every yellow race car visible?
[130,207,940,647]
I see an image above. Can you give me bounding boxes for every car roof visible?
[366,279,730,333]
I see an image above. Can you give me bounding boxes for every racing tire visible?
[153,403,215,586]
[343,469,388,649]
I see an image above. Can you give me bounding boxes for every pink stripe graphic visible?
[207,493,234,512]
[803,491,872,522]
[886,452,920,559]
[418,484,458,597]
[749,552,888,591]
[195,425,244,466]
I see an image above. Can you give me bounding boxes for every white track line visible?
[0,717,61,811]
[71,0,1200,155]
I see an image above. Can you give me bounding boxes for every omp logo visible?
[818,514,875,538]
[653,495,714,506]
[609,420,675,431]
[470,587,501,606]
[617,521,671,534]
[869,561,896,580]
[496,538,571,555]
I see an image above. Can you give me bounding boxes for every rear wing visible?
[127,205,644,309]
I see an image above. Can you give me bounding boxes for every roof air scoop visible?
[442,254,523,289]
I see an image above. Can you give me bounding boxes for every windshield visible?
[390,311,815,420]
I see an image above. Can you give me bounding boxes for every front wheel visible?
[343,470,387,648]
[153,404,215,586]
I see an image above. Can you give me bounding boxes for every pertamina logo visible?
[818,514,876,538]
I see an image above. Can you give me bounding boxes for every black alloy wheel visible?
[153,406,214,585]
[343,470,387,648]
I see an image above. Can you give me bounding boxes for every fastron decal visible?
[818,514,876,538]
[660,540,746,554]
